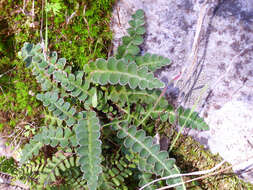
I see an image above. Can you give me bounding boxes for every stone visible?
[111,0,253,183]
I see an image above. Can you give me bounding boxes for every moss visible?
[48,0,115,68]
[0,0,115,131]
[0,156,17,175]
[167,129,253,189]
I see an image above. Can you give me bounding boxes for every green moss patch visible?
[0,0,115,131]
[169,131,253,189]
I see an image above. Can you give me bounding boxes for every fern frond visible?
[17,158,46,187]
[148,105,209,130]
[21,43,59,91]
[99,173,115,190]
[138,173,157,190]
[33,126,76,148]
[100,151,138,190]
[136,53,171,71]
[116,9,145,60]
[44,110,63,127]
[116,124,174,174]
[36,91,77,127]
[75,111,102,190]
[63,167,87,189]
[20,140,43,165]
[176,107,209,130]
[0,173,28,190]
[114,123,184,189]
[21,43,93,106]
[84,58,164,90]
[53,70,93,104]
[95,90,115,114]
[138,157,185,190]
[108,86,168,106]
[38,151,80,188]
[20,153,86,189]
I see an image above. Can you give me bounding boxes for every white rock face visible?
[206,99,253,182]
[111,0,253,183]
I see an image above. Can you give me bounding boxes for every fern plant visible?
[17,9,209,190]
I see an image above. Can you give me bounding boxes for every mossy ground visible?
[0,0,115,134]
[167,128,253,189]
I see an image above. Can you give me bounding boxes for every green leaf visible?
[36,92,78,127]
[127,45,140,55]
[146,105,209,130]
[92,89,98,108]
[38,152,79,188]
[116,9,146,59]
[132,36,144,45]
[20,140,43,164]
[134,9,145,19]
[86,58,164,90]
[136,26,146,35]
[136,53,171,71]
[114,123,184,189]
[33,126,74,148]
[76,111,102,190]
[107,86,167,107]
[138,173,157,190]
[21,43,56,91]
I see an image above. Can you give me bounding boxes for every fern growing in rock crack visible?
[112,122,183,188]
[18,9,209,189]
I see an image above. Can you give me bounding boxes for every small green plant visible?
[0,156,17,175]
[16,9,209,190]
[45,0,64,15]
[23,124,36,137]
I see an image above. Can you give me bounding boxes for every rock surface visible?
[111,0,253,183]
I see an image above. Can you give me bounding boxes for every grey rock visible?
[111,0,253,183]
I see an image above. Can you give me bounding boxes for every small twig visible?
[23,0,27,12]
[30,0,35,28]
[141,152,253,190]
[140,160,226,190]
[176,2,209,89]
[107,42,113,58]
[66,11,76,25]
[83,5,94,42]
[40,0,46,59]
[19,0,33,17]
[0,66,16,78]
[116,6,121,27]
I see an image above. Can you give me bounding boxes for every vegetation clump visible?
[14,9,209,189]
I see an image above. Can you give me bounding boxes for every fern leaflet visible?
[75,111,102,190]
[33,126,76,148]
[136,53,171,72]
[20,140,43,165]
[84,57,164,90]
[36,91,77,127]
[148,105,209,130]
[116,9,145,60]
[113,123,184,189]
